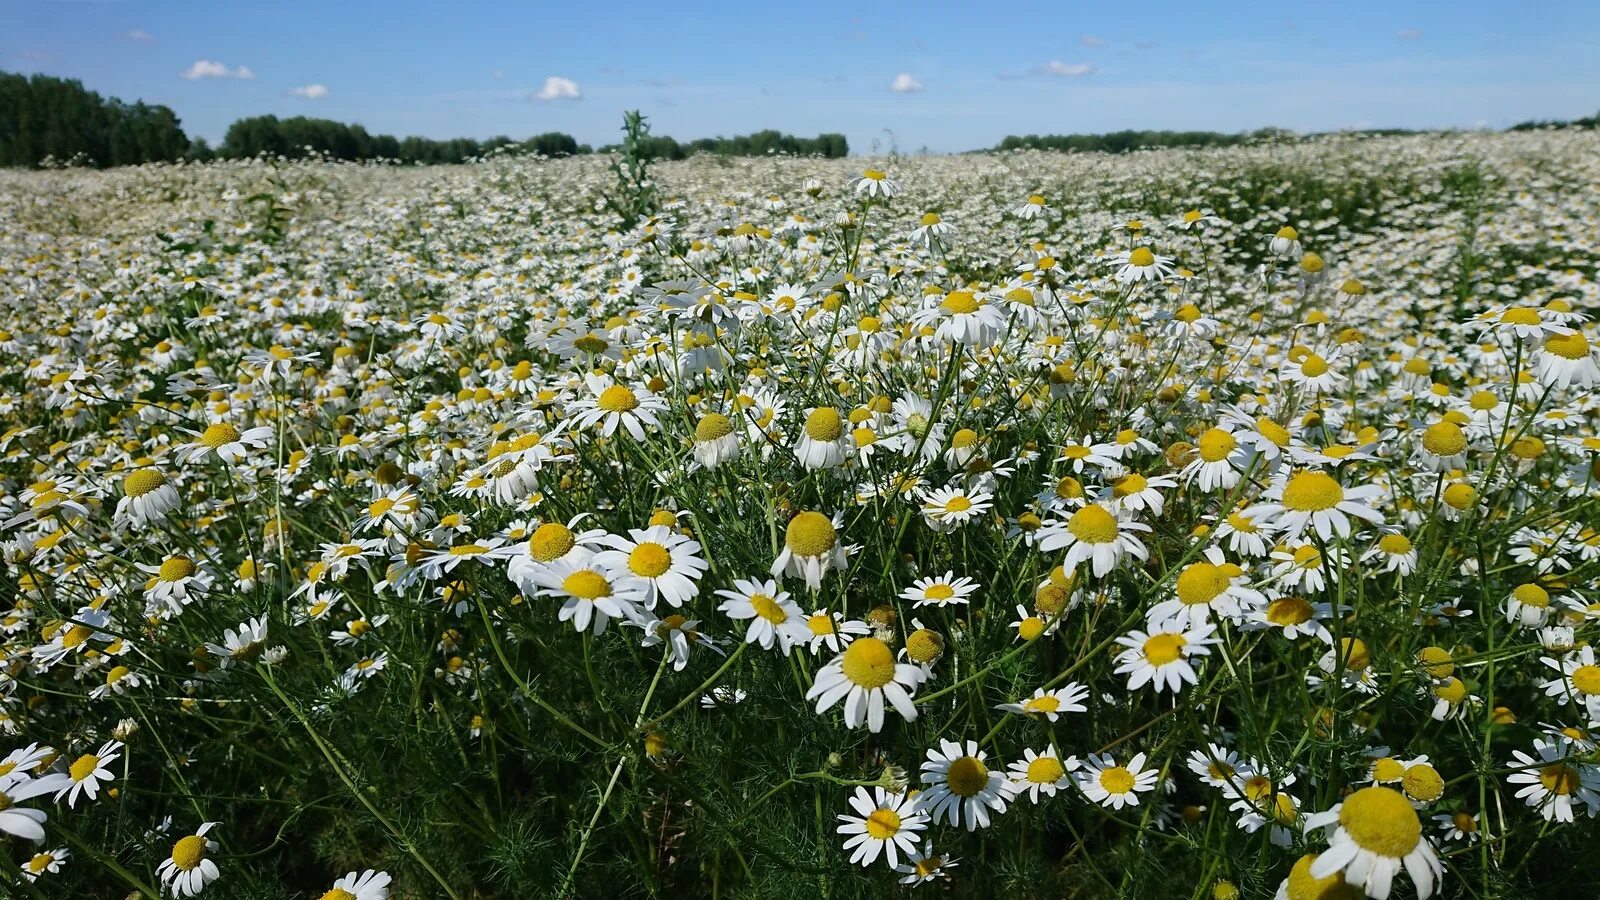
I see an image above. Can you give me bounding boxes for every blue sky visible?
[4,1,1598,153]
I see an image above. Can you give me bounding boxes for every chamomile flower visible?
[1076,752,1159,810]
[836,786,927,868]
[899,572,980,609]
[715,578,810,653]
[594,525,707,608]
[1112,246,1175,284]
[55,739,121,807]
[807,637,920,732]
[529,549,646,635]
[176,421,274,465]
[1247,469,1385,542]
[1505,737,1600,822]
[1115,621,1219,694]
[917,740,1011,830]
[570,375,666,440]
[996,683,1088,722]
[157,821,222,897]
[1303,786,1443,899]
[1539,644,1600,720]
[771,510,850,590]
[115,468,181,528]
[895,840,959,885]
[19,847,67,881]
[1037,502,1151,577]
[850,168,900,199]
[918,485,992,532]
[794,406,850,470]
[1007,746,1079,802]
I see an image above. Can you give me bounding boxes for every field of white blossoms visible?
[2,129,1599,899]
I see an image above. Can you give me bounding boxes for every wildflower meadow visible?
[3,128,1600,899]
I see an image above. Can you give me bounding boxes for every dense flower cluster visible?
[2,130,1599,896]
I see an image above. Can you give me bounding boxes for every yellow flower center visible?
[321,890,357,900]
[804,407,843,441]
[159,557,196,581]
[628,542,672,578]
[941,290,980,314]
[124,470,166,497]
[840,637,896,689]
[1263,597,1312,626]
[749,593,787,624]
[1017,616,1045,640]
[1281,471,1343,512]
[907,628,943,663]
[1338,786,1421,857]
[1196,428,1237,462]
[200,423,240,448]
[1286,853,1362,900]
[1432,677,1467,704]
[69,753,100,782]
[561,570,612,601]
[785,511,837,556]
[696,413,734,441]
[597,385,639,413]
[1027,756,1066,784]
[945,756,989,797]
[1098,766,1135,794]
[26,853,53,874]
[1276,226,1298,240]
[1442,482,1476,510]
[1417,646,1454,678]
[1512,583,1550,608]
[1128,247,1156,267]
[806,613,836,636]
[942,496,972,514]
[528,523,575,562]
[1112,473,1148,497]
[1421,421,1466,456]
[1023,695,1059,714]
[1175,562,1230,606]
[1339,638,1371,671]
[1402,764,1444,802]
[1143,632,1186,665]
[1539,763,1579,795]
[1378,534,1413,555]
[1571,665,1600,695]
[1544,331,1590,360]
[171,835,208,871]
[864,807,902,839]
[1066,505,1118,544]
[106,665,130,685]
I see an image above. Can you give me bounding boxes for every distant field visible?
[2,130,1599,898]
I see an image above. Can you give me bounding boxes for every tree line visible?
[0,71,847,168]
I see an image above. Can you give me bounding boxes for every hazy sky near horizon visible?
[4,0,1598,153]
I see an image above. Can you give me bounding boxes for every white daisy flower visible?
[916,739,1011,830]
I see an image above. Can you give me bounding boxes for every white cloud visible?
[890,72,924,94]
[534,76,581,101]
[127,29,154,43]
[289,84,329,99]
[1396,29,1423,40]
[1038,60,1096,77]
[1081,34,1105,48]
[181,60,255,80]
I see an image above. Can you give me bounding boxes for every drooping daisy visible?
[914,289,1008,347]
[691,412,741,468]
[794,406,850,470]
[850,168,900,199]
[594,525,707,609]
[1535,329,1599,389]
[1115,621,1218,694]
[157,821,222,897]
[1007,746,1079,803]
[1303,786,1444,899]
[1076,752,1160,810]
[1273,853,1362,900]
[917,739,1011,830]
[115,468,181,528]
[715,578,810,654]
[899,572,980,609]
[806,637,921,732]
[995,683,1089,722]
[1037,503,1151,577]
[203,616,269,669]
[140,556,214,618]
[529,548,647,635]
[836,786,927,868]
[771,510,850,590]
[632,613,724,671]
